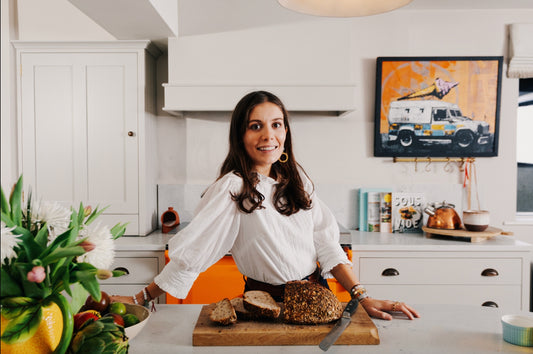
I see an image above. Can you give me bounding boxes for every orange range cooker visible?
[164,246,352,304]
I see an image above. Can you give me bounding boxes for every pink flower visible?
[80,240,95,253]
[27,266,46,283]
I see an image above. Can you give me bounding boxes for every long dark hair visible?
[218,91,312,215]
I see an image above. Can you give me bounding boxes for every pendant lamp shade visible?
[278,0,413,17]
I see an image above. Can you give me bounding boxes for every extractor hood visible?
[162,21,356,116]
[162,84,357,116]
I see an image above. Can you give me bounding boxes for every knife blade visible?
[318,297,359,351]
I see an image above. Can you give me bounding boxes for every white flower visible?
[29,199,71,242]
[76,222,115,269]
[1,221,21,264]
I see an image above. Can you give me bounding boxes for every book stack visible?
[358,188,392,232]
[359,189,425,234]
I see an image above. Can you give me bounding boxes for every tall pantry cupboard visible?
[13,41,160,235]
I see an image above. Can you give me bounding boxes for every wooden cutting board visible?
[422,226,505,242]
[192,302,380,346]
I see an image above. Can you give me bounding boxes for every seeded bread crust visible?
[209,298,237,325]
[243,290,281,319]
[283,280,343,324]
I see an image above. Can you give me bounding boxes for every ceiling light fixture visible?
[278,0,413,17]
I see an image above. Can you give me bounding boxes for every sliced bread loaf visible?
[209,298,237,325]
[230,297,257,320]
[283,280,343,324]
[243,290,281,319]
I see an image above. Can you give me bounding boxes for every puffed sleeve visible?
[302,174,351,279]
[154,173,242,298]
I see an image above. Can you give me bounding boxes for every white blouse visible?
[154,172,351,299]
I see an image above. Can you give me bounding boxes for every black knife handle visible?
[344,298,359,316]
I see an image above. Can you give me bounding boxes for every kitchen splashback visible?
[157,183,463,230]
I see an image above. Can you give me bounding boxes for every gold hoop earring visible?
[279,152,288,163]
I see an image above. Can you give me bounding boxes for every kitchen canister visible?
[501,314,533,347]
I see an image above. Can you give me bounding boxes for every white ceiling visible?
[178,0,533,36]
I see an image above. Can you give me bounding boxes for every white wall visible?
[162,9,533,241]
[3,0,532,241]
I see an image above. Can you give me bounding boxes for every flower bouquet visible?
[1,176,128,353]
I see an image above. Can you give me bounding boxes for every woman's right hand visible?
[110,295,135,304]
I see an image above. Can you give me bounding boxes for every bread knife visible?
[318,297,359,351]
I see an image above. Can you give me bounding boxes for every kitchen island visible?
[129,304,531,353]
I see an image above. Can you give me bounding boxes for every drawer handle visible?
[381,268,399,276]
[481,301,499,308]
[481,268,499,277]
[113,267,130,275]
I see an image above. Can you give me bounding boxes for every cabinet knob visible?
[481,268,499,277]
[128,131,135,137]
[113,267,130,275]
[381,268,400,276]
[481,301,499,308]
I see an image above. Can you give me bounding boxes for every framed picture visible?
[374,56,503,157]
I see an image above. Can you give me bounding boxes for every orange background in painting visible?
[379,60,500,134]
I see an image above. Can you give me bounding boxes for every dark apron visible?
[243,267,330,302]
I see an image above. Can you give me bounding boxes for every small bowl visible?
[124,303,151,340]
[502,314,533,347]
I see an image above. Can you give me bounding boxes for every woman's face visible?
[243,102,287,176]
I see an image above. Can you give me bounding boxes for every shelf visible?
[162,84,356,116]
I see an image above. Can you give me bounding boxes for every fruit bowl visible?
[124,303,150,340]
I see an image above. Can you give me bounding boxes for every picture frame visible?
[374,56,503,157]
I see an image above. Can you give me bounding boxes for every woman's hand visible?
[360,298,420,320]
[110,295,135,304]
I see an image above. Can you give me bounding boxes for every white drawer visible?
[359,257,522,285]
[101,257,159,284]
[366,285,522,311]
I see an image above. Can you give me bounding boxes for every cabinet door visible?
[19,52,138,214]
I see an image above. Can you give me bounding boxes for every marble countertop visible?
[128,304,532,353]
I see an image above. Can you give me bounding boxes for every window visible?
[517,78,533,214]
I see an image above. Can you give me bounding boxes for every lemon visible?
[1,302,63,354]
[108,302,127,316]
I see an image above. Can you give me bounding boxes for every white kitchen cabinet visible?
[13,41,161,235]
[99,250,166,304]
[351,232,532,312]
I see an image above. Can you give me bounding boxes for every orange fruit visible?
[1,302,63,354]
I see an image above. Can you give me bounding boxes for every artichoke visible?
[68,316,129,354]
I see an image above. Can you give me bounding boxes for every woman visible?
[114,91,419,321]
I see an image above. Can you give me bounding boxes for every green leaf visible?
[68,283,89,315]
[0,297,38,319]
[13,226,43,261]
[111,270,126,277]
[0,302,41,344]
[9,175,24,226]
[74,269,100,301]
[0,268,23,297]
[0,183,10,215]
[40,245,85,266]
[84,205,109,226]
[110,222,128,240]
[33,222,50,248]
[77,202,85,226]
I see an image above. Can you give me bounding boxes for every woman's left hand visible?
[360,298,420,320]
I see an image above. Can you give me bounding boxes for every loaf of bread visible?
[243,290,281,319]
[283,280,343,324]
[209,298,237,325]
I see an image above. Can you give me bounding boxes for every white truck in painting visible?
[387,100,490,149]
